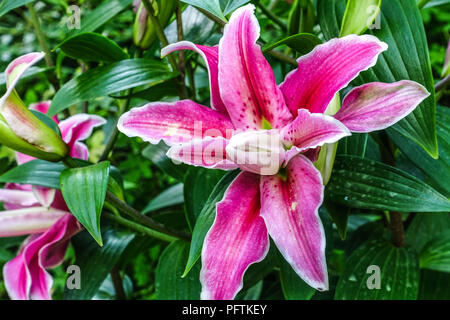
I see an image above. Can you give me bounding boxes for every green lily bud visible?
[133,0,178,49]
[0,53,69,161]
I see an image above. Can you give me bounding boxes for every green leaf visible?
[142,183,184,214]
[389,106,450,197]
[60,162,110,246]
[181,0,226,21]
[64,229,135,300]
[155,240,201,299]
[422,0,450,8]
[262,33,322,55]
[324,201,351,240]
[419,232,450,273]
[337,133,369,158]
[49,59,175,116]
[335,239,419,299]
[406,213,450,252]
[318,0,438,158]
[223,0,251,15]
[288,0,315,35]
[0,0,35,18]
[340,0,382,36]
[142,142,189,181]
[72,0,134,34]
[279,252,315,300]
[30,110,61,136]
[183,170,239,277]
[0,159,64,189]
[327,155,450,212]
[183,167,225,230]
[55,32,129,63]
[419,269,450,299]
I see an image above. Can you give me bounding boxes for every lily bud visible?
[0,53,69,161]
[133,0,178,49]
[226,130,285,176]
[443,41,450,78]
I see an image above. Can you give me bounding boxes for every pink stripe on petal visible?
[260,155,328,291]
[166,137,239,170]
[280,35,388,115]
[0,207,68,237]
[162,42,228,115]
[0,53,45,110]
[58,114,106,160]
[0,188,38,210]
[118,100,235,146]
[335,80,430,133]
[201,172,269,300]
[3,214,81,300]
[218,4,292,130]
[281,109,351,159]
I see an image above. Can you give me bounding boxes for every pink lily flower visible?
[118,5,429,299]
[0,54,106,299]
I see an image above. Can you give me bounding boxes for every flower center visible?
[226,130,285,176]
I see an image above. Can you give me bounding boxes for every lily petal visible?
[118,100,235,146]
[32,186,56,209]
[58,114,106,160]
[218,4,292,130]
[162,42,228,115]
[0,186,38,210]
[334,80,430,133]
[280,35,388,115]
[201,172,269,300]
[0,207,67,237]
[166,137,239,170]
[260,155,328,290]
[0,52,45,109]
[3,214,81,300]
[281,109,351,164]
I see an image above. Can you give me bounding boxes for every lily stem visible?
[27,4,53,67]
[436,74,450,92]
[104,212,180,243]
[141,0,188,99]
[110,267,127,300]
[62,157,190,242]
[255,0,288,32]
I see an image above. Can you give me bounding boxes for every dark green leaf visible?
[262,33,322,55]
[0,159,64,189]
[279,253,315,300]
[49,59,175,116]
[142,183,184,214]
[406,213,450,252]
[318,0,438,158]
[327,155,450,212]
[181,0,226,20]
[337,133,368,158]
[324,201,351,240]
[183,167,225,230]
[0,0,35,18]
[64,229,135,300]
[60,162,110,246]
[56,32,129,63]
[183,170,239,277]
[389,106,450,197]
[419,269,450,299]
[419,231,450,273]
[335,239,419,299]
[155,240,201,299]
[142,142,189,181]
[223,0,251,15]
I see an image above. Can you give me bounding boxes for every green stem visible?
[27,4,53,67]
[255,0,288,32]
[105,212,179,243]
[141,0,188,99]
[110,267,127,300]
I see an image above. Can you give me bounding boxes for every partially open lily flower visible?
[0,53,69,161]
[0,101,105,300]
[118,4,429,300]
